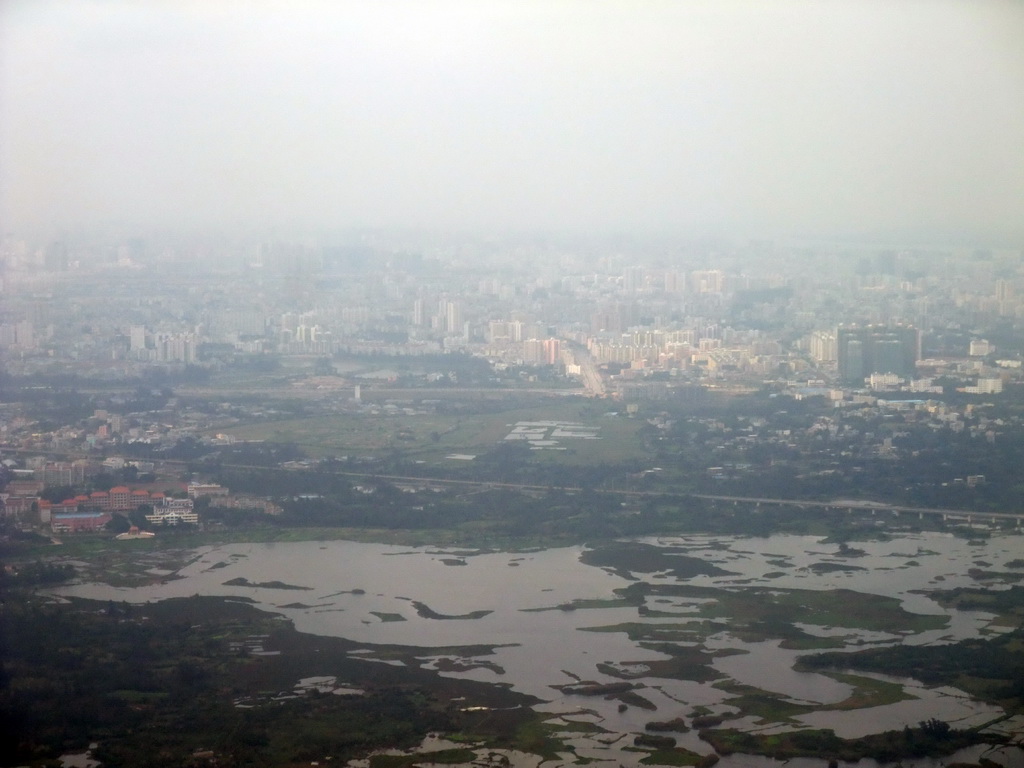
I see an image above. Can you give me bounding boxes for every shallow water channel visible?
[53,531,1024,767]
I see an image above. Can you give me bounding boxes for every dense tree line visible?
[701,721,995,764]
[800,619,1024,707]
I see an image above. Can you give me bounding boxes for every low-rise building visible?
[145,497,198,526]
[188,483,228,499]
[52,510,112,533]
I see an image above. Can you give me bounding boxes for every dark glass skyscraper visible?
[837,325,920,383]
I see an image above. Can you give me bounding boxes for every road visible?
[688,493,1022,523]
[6,444,1016,525]
[151,460,1021,525]
[173,385,586,401]
[567,343,606,397]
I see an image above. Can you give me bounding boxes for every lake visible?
[52,530,1024,767]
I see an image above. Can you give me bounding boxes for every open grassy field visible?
[218,400,652,466]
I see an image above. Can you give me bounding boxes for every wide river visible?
[54,530,1024,768]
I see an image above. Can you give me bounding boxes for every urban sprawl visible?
[2,233,1022,533]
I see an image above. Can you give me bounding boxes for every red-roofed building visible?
[109,486,132,510]
[52,511,112,533]
[5,480,43,497]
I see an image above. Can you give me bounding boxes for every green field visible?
[218,401,651,466]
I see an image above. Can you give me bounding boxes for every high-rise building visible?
[0,321,34,349]
[809,331,837,362]
[663,271,683,294]
[623,266,645,292]
[129,325,147,352]
[543,338,561,365]
[489,320,510,343]
[155,332,197,364]
[837,325,919,382]
[436,299,461,334]
[690,270,724,294]
[523,338,545,364]
[445,301,461,334]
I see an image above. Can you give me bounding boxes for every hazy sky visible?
[2,0,1022,241]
